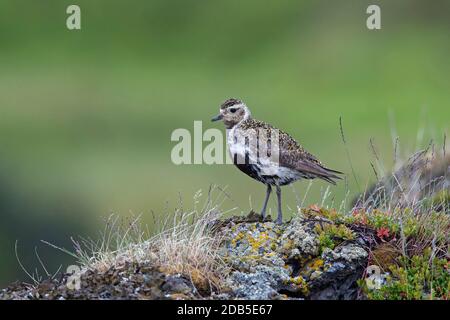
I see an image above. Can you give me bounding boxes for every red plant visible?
[377,227,390,240]
[352,209,368,225]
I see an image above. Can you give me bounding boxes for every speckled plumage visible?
[233,118,342,185]
[212,98,343,223]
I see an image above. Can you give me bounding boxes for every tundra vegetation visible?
[0,148,449,300]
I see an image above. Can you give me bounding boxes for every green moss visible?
[302,206,344,223]
[304,205,449,245]
[285,276,309,296]
[314,223,355,254]
[360,248,450,300]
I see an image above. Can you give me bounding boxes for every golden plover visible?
[211,98,343,224]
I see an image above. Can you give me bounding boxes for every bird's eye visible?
[229,108,237,113]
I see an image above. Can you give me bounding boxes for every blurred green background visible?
[0,0,449,286]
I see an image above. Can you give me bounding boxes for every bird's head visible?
[211,98,251,129]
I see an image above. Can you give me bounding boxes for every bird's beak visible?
[211,114,223,122]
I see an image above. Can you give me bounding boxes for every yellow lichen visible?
[287,276,309,296]
[282,239,294,250]
[309,258,324,271]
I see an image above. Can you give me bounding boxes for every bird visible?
[211,98,343,224]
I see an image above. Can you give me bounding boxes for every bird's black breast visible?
[235,163,263,182]
[234,163,296,186]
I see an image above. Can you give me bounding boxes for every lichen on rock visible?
[217,212,368,300]
[0,210,372,300]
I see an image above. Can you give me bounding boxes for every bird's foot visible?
[275,215,283,225]
[260,211,267,221]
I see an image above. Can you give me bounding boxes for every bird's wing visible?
[238,119,342,183]
[277,131,343,183]
[280,150,341,184]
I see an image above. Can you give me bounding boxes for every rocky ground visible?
[2,150,448,300]
[0,211,373,300]
[218,211,369,299]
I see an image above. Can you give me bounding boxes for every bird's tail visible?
[318,167,344,185]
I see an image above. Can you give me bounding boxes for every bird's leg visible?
[275,185,283,224]
[260,184,272,220]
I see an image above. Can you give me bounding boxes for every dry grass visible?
[43,186,236,294]
[358,149,448,249]
[37,131,448,298]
